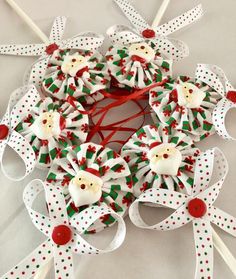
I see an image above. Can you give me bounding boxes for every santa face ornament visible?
[148,143,182,176]
[42,49,110,105]
[121,124,200,197]
[46,142,133,232]
[15,97,88,168]
[30,111,69,140]
[68,169,103,207]
[128,42,155,63]
[150,76,221,141]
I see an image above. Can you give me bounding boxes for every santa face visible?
[176,82,206,108]
[128,42,155,63]
[61,53,89,77]
[68,170,103,207]
[148,143,182,176]
[30,111,65,140]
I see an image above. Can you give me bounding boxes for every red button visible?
[52,225,72,245]
[45,43,59,55]
[226,91,236,103]
[142,29,156,38]
[0,124,9,140]
[188,198,207,218]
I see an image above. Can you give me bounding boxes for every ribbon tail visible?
[209,206,236,237]
[155,4,204,36]
[113,0,150,32]
[61,33,104,50]
[0,43,45,56]
[212,98,236,140]
[193,219,213,279]
[0,239,53,279]
[53,245,74,279]
[49,16,67,43]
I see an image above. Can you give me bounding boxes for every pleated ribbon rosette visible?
[129,147,236,279]
[105,0,203,89]
[0,85,41,180]
[15,96,88,169]
[121,124,200,197]
[46,142,133,232]
[149,73,221,142]
[0,179,126,279]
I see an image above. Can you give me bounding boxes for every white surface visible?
[0,0,236,278]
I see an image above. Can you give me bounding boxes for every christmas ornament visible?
[105,0,203,89]
[15,96,88,169]
[42,48,110,105]
[149,72,221,142]
[195,64,236,140]
[129,147,236,279]
[46,142,133,231]
[0,179,126,279]
[0,15,105,97]
[121,124,200,197]
[0,85,40,180]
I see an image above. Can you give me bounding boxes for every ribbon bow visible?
[0,85,40,181]
[195,64,236,140]
[107,0,203,61]
[129,148,236,279]
[0,16,104,86]
[1,179,126,279]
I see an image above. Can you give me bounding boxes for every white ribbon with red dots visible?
[0,179,126,279]
[0,85,40,181]
[0,16,104,86]
[129,148,236,279]
[195,64,236,140]
[107,0,203,61]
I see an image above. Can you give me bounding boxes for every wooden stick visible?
[212,228,236,277]
[151,0,170,28]
[5,0,50,44]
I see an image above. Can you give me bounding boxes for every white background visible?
[1,0,236,278]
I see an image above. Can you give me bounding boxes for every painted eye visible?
[167,149,170,151]
[90,183,93,186]
[136,48,138,50]
[145,51,148,54]
[79,178,81,181]
[48,125,52,128]
[155,155,159,158]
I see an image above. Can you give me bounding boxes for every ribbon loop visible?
[0,85,40,181]
[49,16,67,43]
[195,64,236,140]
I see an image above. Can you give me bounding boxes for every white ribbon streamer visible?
[0,179,126,279]
[195,64,236,140]
[107,0,203,61]
[129,148,236,278]
[0,85,40,181]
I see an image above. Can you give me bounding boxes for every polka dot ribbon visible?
[107,0,203,61]
[195,64,236,140]
[0,16,104,86]
[0,85,40,181]
[1,179,126,279]
[129,148,236,279]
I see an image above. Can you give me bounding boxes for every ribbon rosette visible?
[1,179,126,278]
[105,0,203,89]
[42,48,110,105]
[15,96,88,169]
[121,124,200,197]
[0,16,104,88]
[149,74,221,141]
[195,64,236,140]
[129,148,236,278]
[0,85,41,180]
[47,142,133,231]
